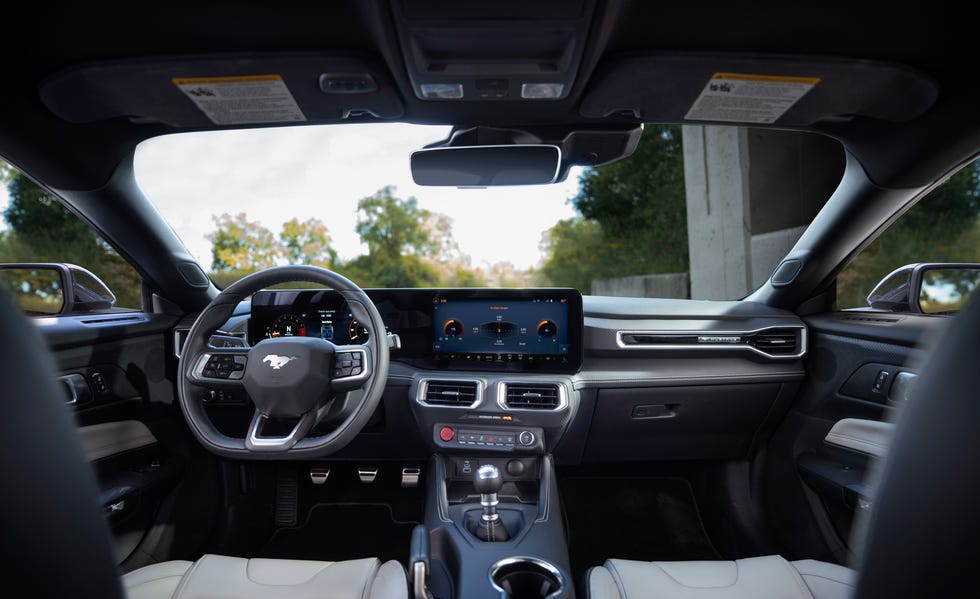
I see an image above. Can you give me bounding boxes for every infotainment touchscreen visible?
[431,290,581,369]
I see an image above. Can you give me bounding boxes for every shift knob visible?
[474,464,503,495]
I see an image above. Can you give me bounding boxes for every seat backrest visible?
[0,291,123,597]
[856,289,980,597]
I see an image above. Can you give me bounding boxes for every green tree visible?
[1,171,142,308]
[280,217,337,266]
[539,125,689,292]
[356,186,437,258]
[346,187,441,287]
[539,219,609,293]
[206,212,282,271]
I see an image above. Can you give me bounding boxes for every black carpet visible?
[559,475,721,576]
[259,503,419,566]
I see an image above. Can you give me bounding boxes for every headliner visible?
[1,1,979,191]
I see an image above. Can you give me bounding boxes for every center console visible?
[417,454,572,599]
[249,287,583,597]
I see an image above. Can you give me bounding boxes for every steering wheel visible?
[177,265,389,459]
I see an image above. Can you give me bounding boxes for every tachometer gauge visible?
[268,314,306,338]
[347,319,369,343]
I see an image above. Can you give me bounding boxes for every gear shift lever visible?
[473,464,509,542]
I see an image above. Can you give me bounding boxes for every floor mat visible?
[559,476,721,576]
[259,503,419,566]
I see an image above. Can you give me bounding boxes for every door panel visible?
[35,312,192,565]
[763,311,944,563]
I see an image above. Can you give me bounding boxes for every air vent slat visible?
[504,383,561,410]
[421,380,479,407]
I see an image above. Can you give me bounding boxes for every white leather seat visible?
[123,555,407,599]
[587,555,855,599]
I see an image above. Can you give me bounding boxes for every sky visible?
[131,123,583,270]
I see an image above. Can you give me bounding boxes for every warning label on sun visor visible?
[172,75,306,125]
[685,73,820,124]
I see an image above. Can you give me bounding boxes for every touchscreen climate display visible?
[432,296,572,365]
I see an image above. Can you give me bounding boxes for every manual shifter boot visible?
[474,517,510,542]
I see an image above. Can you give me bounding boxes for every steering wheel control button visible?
[200,354,247,380]
[332,350,366,379]
[439,426,456,442]
[519,430,535,446]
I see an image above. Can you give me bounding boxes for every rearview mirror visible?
[866,263,980,314]
[410,145,561,186]
[0,263,116,316]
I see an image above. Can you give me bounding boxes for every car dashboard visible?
[179,288,807,465]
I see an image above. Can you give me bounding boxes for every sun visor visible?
[40,54,404,127]
[580,53,938,126]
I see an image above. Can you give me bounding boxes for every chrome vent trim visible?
[416,379,484,409]
[497,382,568,411]
[616,325,806,360]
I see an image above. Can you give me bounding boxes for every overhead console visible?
[248,287,583,374]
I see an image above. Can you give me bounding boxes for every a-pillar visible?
[681,126,844,300]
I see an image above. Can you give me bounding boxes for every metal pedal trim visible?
[310,467,330,485]
[401,466,421,487]
[358,467,379,483]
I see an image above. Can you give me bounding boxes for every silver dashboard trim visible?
[614,324,807,360]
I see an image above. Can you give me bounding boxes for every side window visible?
[0,160,142,311]
[837,157,980,312]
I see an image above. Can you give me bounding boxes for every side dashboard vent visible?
[420,380,480,408]
[747,329,799,356]
[617,326,805,359]
[502,383,563,410]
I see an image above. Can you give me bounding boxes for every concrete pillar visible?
[682,126,844,300]
[682,126,752,300]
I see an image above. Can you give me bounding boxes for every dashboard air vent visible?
[503,383,562,410]
[421,380,480,407]
[616,325,805,359]
[748,329,799,356]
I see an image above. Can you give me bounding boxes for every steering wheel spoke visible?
[245,409,317,452]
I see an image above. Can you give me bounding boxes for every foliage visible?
[0,171,143,308]
[539,125,689,293]
[280,217,336,267]
[837,162,980,308]
[355,186,437,258]
[206,213,282,271]
[206,187,486,289]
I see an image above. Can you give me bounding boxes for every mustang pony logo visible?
[263,354,299,370]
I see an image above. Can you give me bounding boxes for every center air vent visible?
[418,380,481,408]
[501,383,565,410]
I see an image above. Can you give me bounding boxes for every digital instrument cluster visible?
[248,290,370,346]
[248,288,583,373]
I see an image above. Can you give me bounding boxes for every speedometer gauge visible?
[267,314,306,338]
[347,319,369,343]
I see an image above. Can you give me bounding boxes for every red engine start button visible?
[439,426,455,442]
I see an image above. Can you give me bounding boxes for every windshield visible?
[133,123,843,298]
